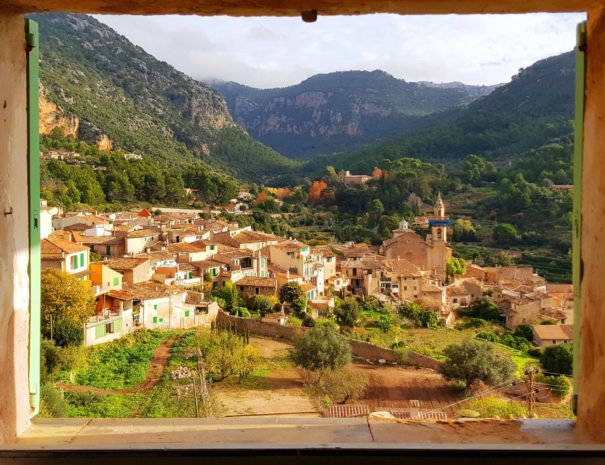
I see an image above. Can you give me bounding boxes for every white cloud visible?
[95,12,586,88]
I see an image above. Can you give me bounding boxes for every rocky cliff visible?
[33,13,298,181]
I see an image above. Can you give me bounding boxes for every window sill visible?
[2,418,604,463]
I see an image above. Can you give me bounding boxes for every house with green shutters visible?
[40,236,90,280]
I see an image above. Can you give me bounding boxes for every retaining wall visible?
[215,311,443,370]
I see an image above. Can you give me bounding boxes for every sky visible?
[96,13,586,89]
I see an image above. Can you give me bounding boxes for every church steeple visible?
[430,193,448,244]
[434,192,445,217]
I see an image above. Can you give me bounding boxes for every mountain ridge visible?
[33,13,299,183]
[210,70,498,158]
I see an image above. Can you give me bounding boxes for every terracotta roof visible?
[533,324,574,341]
[41,237,89,255]
[126,229,160,238]
[63,222,92,231]
[167,242,206,253]
[446,285,469,296]
[107,290,134,301]
[135,251,174,261]
[178,263,196,272]
[104,257,150,270]
[272,239,308,252]
[300,283,316,293]
[79,235,124,245]
[123,281,183,300]
[231,230,277,244]
[235,276,277,288]
[422,283,444,293]
[384,258,422,276]
[311,246,336,258]
[190,260,224,270]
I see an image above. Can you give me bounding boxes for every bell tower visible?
[431,193,447,244]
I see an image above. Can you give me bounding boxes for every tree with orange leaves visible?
[275,188,291,200]
[308,180,328,203]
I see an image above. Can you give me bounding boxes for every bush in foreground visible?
[291,327,352,378]
[440,340,516,386]
[463,395,528,418]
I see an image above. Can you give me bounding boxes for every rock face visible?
[38,92,79,137]
[212,71,497,158]
[32,13,297,181]
[35,13,236,161]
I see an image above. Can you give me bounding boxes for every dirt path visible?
[213,337,320,417]
[57,335,179,396]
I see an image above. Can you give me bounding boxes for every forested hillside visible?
[34,13,299,183]
[311,52,575,173]
[212,71,496,158]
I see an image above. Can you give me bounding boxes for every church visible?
[380,194,452,282]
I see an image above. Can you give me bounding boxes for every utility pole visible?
[525,367,539,416]
[197,348,212,417]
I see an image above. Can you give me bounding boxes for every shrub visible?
[476,331,499,343]
[528,347,543,358]
[541,344,573,375]
[463,296,501,321]
[418,311,439,328]
[41,339,62,382]
[250,295,279,316]
[458,318,488,329]
[441,340,516,386]
[514,324,534,342]
[286,316,303,327]
[291,327,352,376]
[378,314,394,333]
[537,374,572,400]
[334,297,362,328]
[464,396,528,418]
[39,384,68,418]
[310,366,368,404]
[233,307,251,318]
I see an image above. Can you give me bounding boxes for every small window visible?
[80,252,85,267]
[106,245,111,256]
[255,287,260,295]
[185,310,190,317]
[105,322,114,334]
[113,277,120,286]
[70,255,78,270]
[153,304,158,310]
[152,316,158,324]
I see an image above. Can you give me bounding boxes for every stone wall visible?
[215,311,443,370]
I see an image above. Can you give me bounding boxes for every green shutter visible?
[572,21,586,415]
[152,316,158,324]
[185,310,190,317]
[26,19,41,416]
[113,277,119,286]
[95,324,106,339]
[80,252,85,267]
[114,318,122,333]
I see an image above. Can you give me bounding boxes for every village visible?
[40,192,574,351]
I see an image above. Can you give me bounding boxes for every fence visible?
[215,311,443,370]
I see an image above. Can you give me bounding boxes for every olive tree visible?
[291,327,352,380]
[440,340,516,386]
